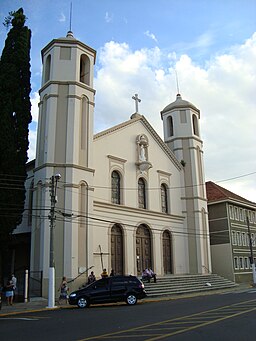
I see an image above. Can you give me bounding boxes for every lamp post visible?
[47,173,61,308]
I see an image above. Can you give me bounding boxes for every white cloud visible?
[27,33,256,201]
[27,92,39,161]
[172,31,215,56]
[59,12,66,22]
[105,12,113,23]
[94,33,256,201]
[31,91,39,123]
[28,129,37,161]
[144,30,158,43]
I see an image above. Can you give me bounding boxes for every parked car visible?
[68,275,146,308]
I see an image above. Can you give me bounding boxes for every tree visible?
[0,8,32,277]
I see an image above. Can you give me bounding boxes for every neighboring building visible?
[206,181,256,283]
[14,31,211,297]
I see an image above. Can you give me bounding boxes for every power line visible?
[0,170,255,192]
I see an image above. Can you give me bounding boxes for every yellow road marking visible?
[78,298,256,341]
[147,306,256,340]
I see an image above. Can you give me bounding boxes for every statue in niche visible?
[139,144,146,162]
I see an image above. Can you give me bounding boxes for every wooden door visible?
[163,230,172,274]
[136,225,152,275]
[111,224,123,275]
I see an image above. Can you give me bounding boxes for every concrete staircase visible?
[143,274,238,297]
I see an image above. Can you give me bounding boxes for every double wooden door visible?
[136,225,152,275]
[111,224,123,275]
[163,230,172,274]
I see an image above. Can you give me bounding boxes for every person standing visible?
[58,276,69,305]
[110,269,115,276]
[101,269,108,278]
[11,274,17,299]
[5,278,14,306]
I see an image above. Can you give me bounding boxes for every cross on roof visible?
[132,93,141,113]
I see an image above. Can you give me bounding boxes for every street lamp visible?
[47,173,61,308]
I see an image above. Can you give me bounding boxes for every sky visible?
[0,0,255,202]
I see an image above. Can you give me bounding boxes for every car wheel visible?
[126,294,137,305]
[77,297,90,308]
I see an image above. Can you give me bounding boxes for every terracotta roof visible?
[206,181,256,206]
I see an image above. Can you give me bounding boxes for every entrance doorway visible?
[163,230,172,274]
[111,224,123,275]
[136,224,152,275]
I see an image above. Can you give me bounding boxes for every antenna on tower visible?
[66,2,74,37]
[69,2,73,32]
[174,68,180,95]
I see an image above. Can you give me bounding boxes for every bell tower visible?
[161,94,211,274]
[36,30,96,168]
[31,31,96,295]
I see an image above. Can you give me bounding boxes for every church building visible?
[17,31,211,296]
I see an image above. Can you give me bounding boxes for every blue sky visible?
[0,0,256,201]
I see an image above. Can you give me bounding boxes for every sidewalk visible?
[0,297,70,316]
[0,283,253,317]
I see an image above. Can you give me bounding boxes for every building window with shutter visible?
[161,184,168,213]
[111,171,121,204]
[138,178,146,209]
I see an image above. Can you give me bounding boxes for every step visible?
[141,273,238,297]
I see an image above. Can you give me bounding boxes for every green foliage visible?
[3,8,27,29]
[0,8,32,267]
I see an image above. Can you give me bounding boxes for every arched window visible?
[138,178,146,209]
[161,184,168,213]
[192,114,199,136]
[80,54,90,85]
[45,54,51,83]
[111,171,121,204]
[167,116,174,137]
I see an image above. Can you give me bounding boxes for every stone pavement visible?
[0,283,253,317]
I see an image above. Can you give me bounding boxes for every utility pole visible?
[47,174,61,308]
[246,215,256,286]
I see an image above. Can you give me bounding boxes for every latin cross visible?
[132,93,141,113]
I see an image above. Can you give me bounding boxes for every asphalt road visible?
[1,290,256,341]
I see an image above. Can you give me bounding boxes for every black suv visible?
[68,275,146,308]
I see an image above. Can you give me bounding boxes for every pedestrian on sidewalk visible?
[5,278,14,306]
[58,277,69,305]
[11,274,17,300]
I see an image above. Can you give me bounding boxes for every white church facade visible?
[17,31,211,296]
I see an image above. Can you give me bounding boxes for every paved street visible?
[1,289,256,340]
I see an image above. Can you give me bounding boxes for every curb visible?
[0,284,252,317]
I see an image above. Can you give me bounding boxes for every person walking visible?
[58,276,69,305]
